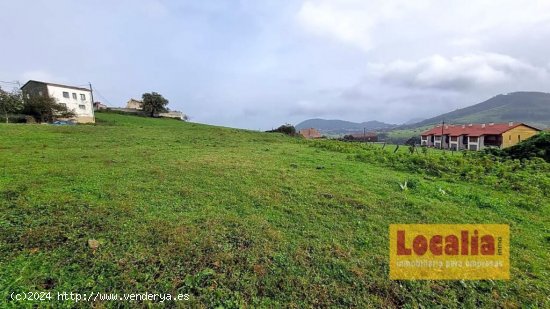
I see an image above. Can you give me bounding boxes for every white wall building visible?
[21,80,95,123]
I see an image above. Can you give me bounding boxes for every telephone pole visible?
[89,82,96,122]
[441,120,445,149]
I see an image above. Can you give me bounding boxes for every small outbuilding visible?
[299,128,322,139]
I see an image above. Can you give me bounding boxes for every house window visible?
[60,103,67,107]
[451,136,457,142]
[469,145,477,151]
[469,136,478,143]
[79,104,86,110]
[509,135,511,140]
[80,94,86,100]
[518,135,521,142]
[72,93,77,99]
[63,92,70,98]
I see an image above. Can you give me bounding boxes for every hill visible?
[295,118,396,135]
[406,91,550,129]
[0,112,549,307]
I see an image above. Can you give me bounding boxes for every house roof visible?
[421,123,540,137]
[20,80,90,92]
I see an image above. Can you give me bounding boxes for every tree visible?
[405,136,421,146]
[21,95,75,123]
[142,92,169,117]
[266,124,296,136]
[0,87,23,123]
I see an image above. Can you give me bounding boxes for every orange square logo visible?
[389,224,510,280]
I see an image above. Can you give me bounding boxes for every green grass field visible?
[1,112,549,308]
[384,125,433,144]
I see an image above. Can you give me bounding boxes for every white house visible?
[21,80,95,123]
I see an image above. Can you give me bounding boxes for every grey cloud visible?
[369,53,548,91]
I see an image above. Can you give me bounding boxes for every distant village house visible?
[421,122,540,151]
[126,98,143,110]
[93,102,108,110]
[299,128,322,139]
[20,80,95,123]
[125,98,186,120]
[344,132,378,142]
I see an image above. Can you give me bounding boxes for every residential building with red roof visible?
[420,122,540,150]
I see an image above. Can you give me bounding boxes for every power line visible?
[92,86,114,107]
[0,80,20,85]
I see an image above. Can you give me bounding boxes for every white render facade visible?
[21,80,95,123]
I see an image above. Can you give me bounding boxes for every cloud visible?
[2,1,550,129]
[297,0,550,52]
[298,1,374,51]
[139,0,169,18]
[297,0,423,51]
[369,53,548,91]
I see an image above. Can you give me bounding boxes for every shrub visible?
[500,132,550,162]
[309,138,550,197]
[266,124,297,136]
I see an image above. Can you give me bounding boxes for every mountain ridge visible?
[296,92,550,135]
[401,91,550,129]
[295,118,396,135]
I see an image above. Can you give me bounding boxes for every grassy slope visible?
[385,125,433,143]
[406,92,550,130]
[454,104,549,129]
[1,113,549,308]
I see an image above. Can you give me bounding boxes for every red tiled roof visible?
[421,123,540,137]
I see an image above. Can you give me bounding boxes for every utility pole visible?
[89,82,96,122]
[441,120,445,149]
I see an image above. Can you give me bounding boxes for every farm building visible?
[299,128,322,139]
[420,122,540,150]
[126,98,143,110]
[20,80,95,123]
[345,132,378,142]
[93,102,108,110]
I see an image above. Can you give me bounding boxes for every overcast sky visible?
[1,0,549,129]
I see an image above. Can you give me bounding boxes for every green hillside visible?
[408,92,550,129]
[1,112,549,307]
